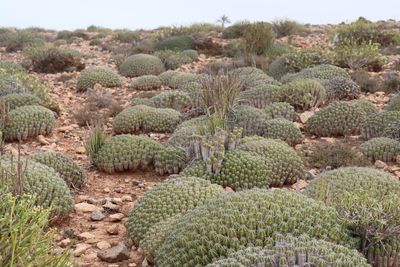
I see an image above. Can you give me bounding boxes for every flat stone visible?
[90,209,106,221]
[76,146,86,154]
[75,203,97,213]
[78,232,95,240]
[374,160,387,169]
[103,201,120,212]
[97,240,111,250]
[121,195,133,202]
[97,243,130,263]
[112,197,123,205]
[73,243,92,257]
[106,224,119,235]
[57,125,74,133]
[58,238,71,248]
[109,213,125,222]
[299,111,314,124]
[224,186,234,193]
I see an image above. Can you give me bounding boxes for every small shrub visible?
[73,103,105,127]
[156,35,194,51]
[308,142,370,169]
[222,21,250,39]
[130,75,162,90]
[5,30,45,52]
[113,30,139,43]
[89,38,101,46]
[242,22,275,55]
[351,69,380,93]
[381,71,400,93]
[272,19,306,37]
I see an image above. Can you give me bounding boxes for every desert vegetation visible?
[0,16,399,267]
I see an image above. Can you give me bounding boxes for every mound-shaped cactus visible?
[267,56,293,80]
[77,67,122,91]
[156,189,357,267]
[237,84,280,108]
[306,101,367,137]
[282,64,349,83]
[93,134,164,173]
[119,54,165,77]
[182,49,199,60]
[360,137,400,162]
[156,35,195,51]
[278,79,326,111]
[168,72,200,89]
[28,151,86,189]
[323,77,361,101]
[125,176,223,245]
[230,67,277,90]
[382,119,400,140]
[229,105,270,136]
[2,105,55,141]
[0,93,41,110]
[158,70,178,86]
[154,146,188,175]
[207,234,370,267]
[262,119,303,145]
[385,94,400,111]
[237,138,304,186]
[113,105,181,134]
[264,102,297,121]
[151,91,191,111]
[0,157,74,214]
[349,99,378,116]
[130,75,161,90]
[163,53,193,70]
[361,111,400,139]
[305,167,400,267]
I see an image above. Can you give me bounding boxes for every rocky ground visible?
[1,27,399,267]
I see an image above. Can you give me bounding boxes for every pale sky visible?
[1,0,399,30]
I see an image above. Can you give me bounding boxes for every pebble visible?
[106,224,119,235]
[75,203,97,213]
[78,232,95,240]
[90,209,106,221]
[109,213,125,222]
[73,243,92,257]
[76,146,86,154]
[374,160,387,169]
[121,195,133,202]
[97,240,112,250]
[58,238,71,248]
[103,201,120,212]
[97,243,130,263]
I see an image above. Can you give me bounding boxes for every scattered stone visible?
[103,187,111,193]
[76,146,86,154]
[299,111,314,124]
[57,125,74,133]
[128,263,137,267]
[98,243,130,263]
[291,179,309,191]
[58,238,71,248]
[106,224,119,235]
[374,160,387,169]
[90,209,106,221]
[75,203,97,213]
[37,135,50,145]
[142,258,149,267]
[78,232,95,240]
[112,197,123,205]
[97,240,111,250]
[224,186,234,193]
[83,251,98,262]
[121,195,133,202]
[73,243,92,257]
[103,200,120,212]
[109,213,125,222]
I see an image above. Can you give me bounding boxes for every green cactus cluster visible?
[154,146,188,175]
[2,105,55,141]
[267,56,293,80]
[155,50,194,70]
[360,137,400,162]
[119,53,165,77]
[264,102,296,121]
[156,189,357,267]
[323,77,361,101]
[229,105,270,136]
[0,157,74,215]
[281,64,349,83]
[278,79,326,111]
[76,67,122,92]
[306,101,367,137]
[305,167,400,267]
[230,67,278,90]
[0,93,41,110]
[207,234,370,267]
[158,70,178,86]
[237,138,304,186]
[182,49,199,60]
[382,119,400,140]
[361,111,400,139]
[349,99,379,116]
[262,118,303,145]
[130,75,162,90]
[93,134,164,173]
[113,105,181,134]
[132,91,192,111]
[28,151,86,189]
[385,94,400,111]
[156,35,195,51]
[168,72,201,89]
[125,176,223,245]
[237,84,280,108]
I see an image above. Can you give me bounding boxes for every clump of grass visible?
[351,70,380,93]
[272,19,306,37]
[85,125,106,165]
[381,71,400,93]
[307,142,370,169]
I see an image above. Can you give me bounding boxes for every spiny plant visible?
[360,137,400,162]
[85,125,107,166]
[77,67,123,92]
[119,53,165,77]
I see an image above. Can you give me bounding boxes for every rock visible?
[106,224,119,235]
[109,213,125,222]
[97,240,112,250]
[77,195,90,203]
[83,251,98,262]
[103,187,111,193]
[37,135,50,145]
[90,209,106,221]
[78,232,95,240]
[291,179,309,191]
[75,203,97,213]
[103,201,120,212]
[142,258,149,267]
[374,160,387,169]
[73,243,92,257]
[299,111,314,124]
[98,243,130,263]
[57,125,74,133]
[224,186,234,193]
[58,238,71,248]
[128,263,137,267]
[121,195,133,202]
[112,197,123,205]
[76,146,86,154]
[396,155,400,164]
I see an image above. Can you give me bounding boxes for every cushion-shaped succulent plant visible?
[154,146,188,175]
[323,77,361,101]
[156,35,195,51]
[263,102,297,121]
[206,234,370,267]
[0,93,41,110]
[113,105,181,134]
[28,151,86,189]
[2,105,55,141]
[156,189,357,267]
[125,176,223,245]
[384,94,400,112]
[77,67,122,91]
[237,84,280,108]
[361,111,400,140]
[230,67,278,90]
[0,157,74,215]
[305,167,400,267]
[281,64,349,83]
[130,75,162,90]
[360,137,400,162]
[119,54,165,77]
[262,118,303,145]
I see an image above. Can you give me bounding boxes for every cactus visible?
[154,146,188,175]
[156,35,195,51]
[237,84,280,108]
[181,49,199,60]
[0,93,41,110]
[2,105,55,141]
[77,67,122,92]
[130,75,162,90]
[385,94,400,111]
[382,119,400,140]
[281,64,349,83]
[323,77,361,101]
[28,151,86,189]
[230,67,278,90]
[119,54,165,77]
[113,105,181,134]
[156,189,357,267]
[264,102,297,121]
[360,137,400,162]
[262,118,303,145]
[361,111,400,139]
